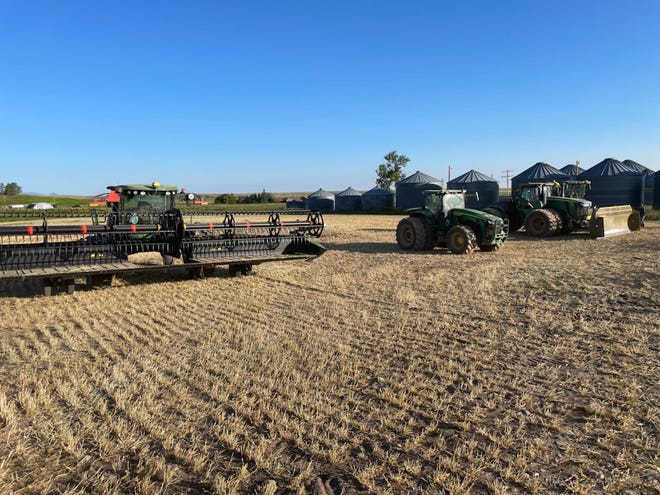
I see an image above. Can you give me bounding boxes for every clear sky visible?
[1,0,658,195]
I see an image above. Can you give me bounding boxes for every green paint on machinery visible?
[483,180,640,238]
[396,190,509,254]
[0,181,326,294]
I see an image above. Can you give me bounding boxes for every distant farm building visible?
[361,186,395,210]
[511,163,568,193]
[335,187,362,211]
[559,164,585,179]
[395,171,443,210]
[623,159,655,206]
[578,158,644,208]
[447,169,499,209]
[286,196,307,209]
[307,189,335,212]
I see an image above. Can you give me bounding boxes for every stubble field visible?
[0,215,658,494]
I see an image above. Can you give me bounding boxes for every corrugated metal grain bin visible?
[578,158,644,208]
[447,169,499,209]
[335,187,362,211]
[559,164,585,178]
[395,171,443,210]
[307,189,335,212]
[361,186,395,210]
[654,171,660,210]
[623,160,655,206]
[511,163,568,193]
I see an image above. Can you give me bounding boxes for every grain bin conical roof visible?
[560,164,585,177]
[308,188,335,198]
[335,187,362,210]
[363,186,392,196]
[578,158,644,208]
[336,187,361,196]
[579,158,640,177]
[513,162,568,181]
[449,169,496,183]
[361,186,394,209]
[511,162,568,193]
[448,169,499,209]
[622,160,654,176]
[397,170,442,184]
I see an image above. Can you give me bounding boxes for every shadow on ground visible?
[324,241,454,255]
[0,266,247,298]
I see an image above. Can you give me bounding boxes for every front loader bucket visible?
[589,206,641,239]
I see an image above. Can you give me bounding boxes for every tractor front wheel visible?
[396,217,430,251]
[447,225,477,254]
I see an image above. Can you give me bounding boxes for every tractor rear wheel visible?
[524,209,560,237]
[447,225,477,254]
[396,217,430,251]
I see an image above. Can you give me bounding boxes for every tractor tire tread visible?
[447,225,477,254]
[524,209,560,237]
[396,217,429,251]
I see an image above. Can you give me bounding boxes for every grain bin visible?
[447,169,499,209]
[654,170,660,210]
[395,171,443,210]
[623,160,655,206]
[559,164,585,179]
[286,197,307,209]
[307,189,335,212]
[335,187,362,211]
[361,186,395,210]
[511,163,568,193]
[578,158,644,208]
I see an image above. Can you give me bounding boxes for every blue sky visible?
[1,0,658,195]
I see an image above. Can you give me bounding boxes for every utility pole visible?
[501,169,514,190]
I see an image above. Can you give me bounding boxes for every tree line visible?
[0,182,22,195]
[214,189,276,204]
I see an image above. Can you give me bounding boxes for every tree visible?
[3,182,22,195]
[376,151,410,191]
[0,183,4,194]
[214,193,237,204]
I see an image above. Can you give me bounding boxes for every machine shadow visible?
[323,241,451,255]
[0,266,246,298]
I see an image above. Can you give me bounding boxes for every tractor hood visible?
[548,196,592,207]
[450,208,503,223]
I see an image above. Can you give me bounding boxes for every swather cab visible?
[0,181,326,294]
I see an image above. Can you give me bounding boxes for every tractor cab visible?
[398,189,508,254]
[561,180,590,199]
[107,182,179,225]
[514,182,559,210]
[423,190,466,221]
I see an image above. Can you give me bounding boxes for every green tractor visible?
[484,180,640,238]
[396,190,509,254]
